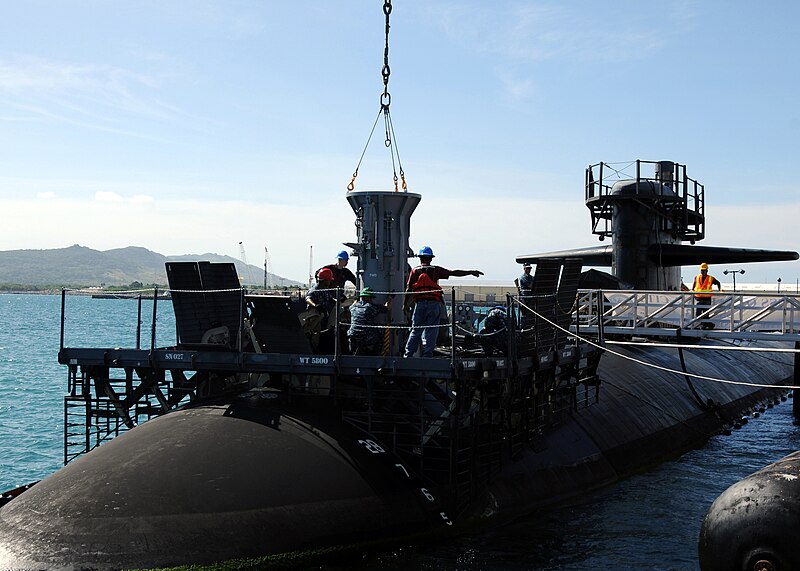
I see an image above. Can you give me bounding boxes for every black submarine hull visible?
[487,339,793,513]
[0,402,448,569]
[0,340,792,569]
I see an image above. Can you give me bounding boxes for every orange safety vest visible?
[693,274,715,299]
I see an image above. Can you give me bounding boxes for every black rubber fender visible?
[698,450,800,571]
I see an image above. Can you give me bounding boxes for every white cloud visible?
[0,54,189,131]
[433,3,687,63]
[95,191,124,202]
[36,192,56,199]
[496,69,535,101]
[93,191,156,205]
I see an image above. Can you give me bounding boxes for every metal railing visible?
[576,289,800,340]
[585,159,705,241]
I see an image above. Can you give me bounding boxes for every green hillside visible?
[0,245,300,288]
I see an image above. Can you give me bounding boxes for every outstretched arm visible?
[449,269,483,277]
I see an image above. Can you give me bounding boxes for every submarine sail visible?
[518,160,798,290]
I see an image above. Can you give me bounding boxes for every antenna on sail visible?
[347,0,407,194]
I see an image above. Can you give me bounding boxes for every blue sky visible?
[1,1,798,285]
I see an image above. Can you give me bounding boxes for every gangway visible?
[576,290,800,342]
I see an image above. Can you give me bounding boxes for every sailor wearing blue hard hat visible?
[314,249,357,294]
[403,246,483,358]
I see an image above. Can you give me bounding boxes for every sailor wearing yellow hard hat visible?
[692,262,722,325]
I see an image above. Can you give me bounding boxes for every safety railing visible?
[576,289,800,339]
[585,159,705,241]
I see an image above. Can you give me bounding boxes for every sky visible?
[1,1,798,286]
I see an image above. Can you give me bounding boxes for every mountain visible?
[0,245,301,287]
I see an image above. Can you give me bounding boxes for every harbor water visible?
[1,293,798,570]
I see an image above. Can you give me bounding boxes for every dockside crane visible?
[264,246,272,290]
[238,241,255,285]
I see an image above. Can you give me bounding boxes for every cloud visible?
[95,191,124,202]
[0,54,188,131]
[93,191,155,205]
[496,69,535,101]
[36,192,56,199]
[433,3,690,63]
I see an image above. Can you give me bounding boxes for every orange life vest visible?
[410,268,443,302]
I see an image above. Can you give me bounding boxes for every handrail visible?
[576,289,800,336]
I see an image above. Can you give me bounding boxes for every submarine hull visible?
[487,340,793,514]
[0,341,793,569]
[0,402,446,569]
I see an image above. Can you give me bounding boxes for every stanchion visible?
[793,341,800,421]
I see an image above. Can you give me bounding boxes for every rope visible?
[67,287,246,295]
[340,321,450,330]
[514,297,800,390]
[456,324,507,337]
[65,287,165,295]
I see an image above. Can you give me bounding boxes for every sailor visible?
[306,267,336,315]
[315,250,357,297]
[478,306,508,356]
[403,246,483,357]
[348,287,391,355]
[692,263,722,324]
[516,262,534,296]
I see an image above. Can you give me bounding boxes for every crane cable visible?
[347,0,407,193]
